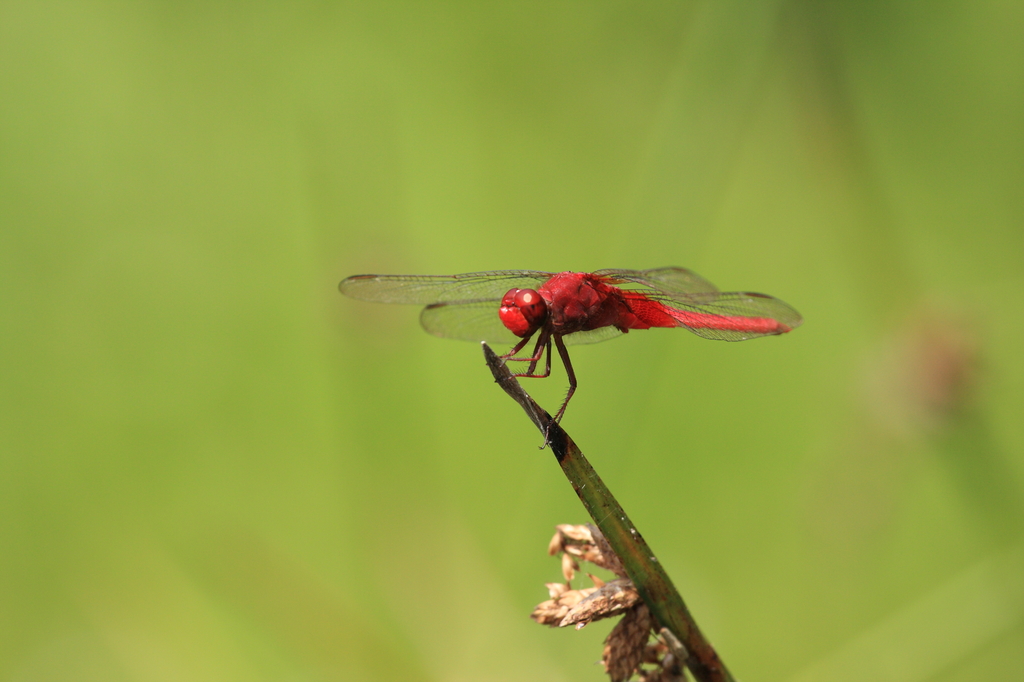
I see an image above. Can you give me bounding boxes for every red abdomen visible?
[623,291,790,334]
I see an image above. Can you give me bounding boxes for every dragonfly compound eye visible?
[499,288,547,337]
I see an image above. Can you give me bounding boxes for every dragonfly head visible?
[499,288,548,337]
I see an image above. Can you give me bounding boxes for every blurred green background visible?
[2,2,1023,680]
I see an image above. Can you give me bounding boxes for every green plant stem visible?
[483,342,736,682]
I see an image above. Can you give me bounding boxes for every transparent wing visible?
[420,301,627,346]
[419,300,521,345]
[419,301,626,346]
[562,325,625,345]
[339,270,554,305]
[593,267,720,296]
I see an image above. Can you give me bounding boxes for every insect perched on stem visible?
[340,267,802,423]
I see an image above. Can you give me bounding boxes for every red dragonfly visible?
[339,268,802,423]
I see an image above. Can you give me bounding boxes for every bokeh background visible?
[3,2,1023,680]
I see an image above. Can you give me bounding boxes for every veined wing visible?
[339,270,554,305]
[420,300,520,345]
[594,267,720,297]
[562,325,625,346]
[420,301,627,346]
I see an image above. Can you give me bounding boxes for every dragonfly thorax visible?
[499,288,548,337]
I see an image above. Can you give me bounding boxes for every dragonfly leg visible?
[509,330,552,379]
[532,331,548,374]
[551,334,576,423]
[500,335,534,360]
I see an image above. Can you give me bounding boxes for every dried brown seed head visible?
[531,584,600,627]
[559,578,640,629]
[603,603,653,682]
